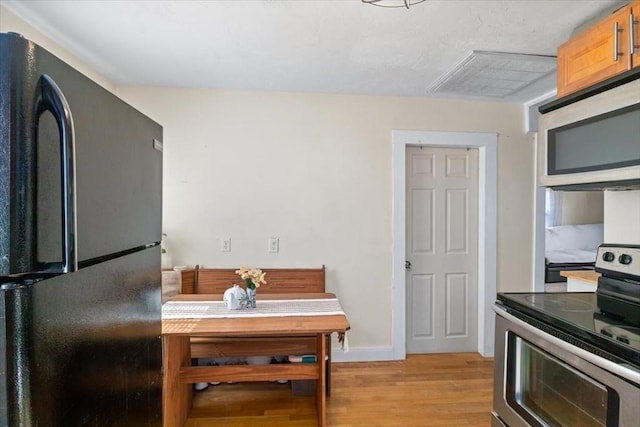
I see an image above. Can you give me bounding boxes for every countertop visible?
[559,270,601,284]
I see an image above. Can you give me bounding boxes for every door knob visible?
[405,261,412,270]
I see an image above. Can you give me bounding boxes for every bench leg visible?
[325,336,331,397]
[316,333,327,427]
[163,335,192,427]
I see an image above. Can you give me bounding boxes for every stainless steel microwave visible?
[537,78,640,190]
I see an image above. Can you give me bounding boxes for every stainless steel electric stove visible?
[492,244,640,427]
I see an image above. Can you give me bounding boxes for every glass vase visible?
[246,287,256,308]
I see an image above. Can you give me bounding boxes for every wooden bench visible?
[180,266,326,295]
[178,265,332,395]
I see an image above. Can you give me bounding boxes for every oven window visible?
[506,334,617,427]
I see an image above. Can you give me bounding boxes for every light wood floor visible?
[185,353,494,427]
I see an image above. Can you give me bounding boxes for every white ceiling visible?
[2,0,624,102]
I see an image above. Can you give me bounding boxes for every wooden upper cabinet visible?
[557,3,636,97]
[632,0,640,69]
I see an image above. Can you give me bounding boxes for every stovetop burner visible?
[496,291,640,369]
[524,294,593,312]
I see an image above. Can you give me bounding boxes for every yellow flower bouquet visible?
[235,267,267,289]
[235,268,266,308]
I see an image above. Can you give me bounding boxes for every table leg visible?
[316,333,327,427]
[163,335,192,427]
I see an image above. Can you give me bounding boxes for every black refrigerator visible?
[0,32,163,426]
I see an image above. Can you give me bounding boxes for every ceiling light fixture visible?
[361,0,427,9]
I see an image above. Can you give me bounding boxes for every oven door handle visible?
[493,304,640,385]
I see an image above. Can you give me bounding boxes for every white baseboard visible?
[331,346,399,363]
[331,346,494,362]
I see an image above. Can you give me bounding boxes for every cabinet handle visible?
[613,21,623,62]
[631,13,639,56]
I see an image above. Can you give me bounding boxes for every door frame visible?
[392,130,497,358]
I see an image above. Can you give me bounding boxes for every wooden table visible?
[161,293,350,427]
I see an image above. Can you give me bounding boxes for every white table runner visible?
[162,298,345,319]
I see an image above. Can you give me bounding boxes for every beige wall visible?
[604,190,640,244]
[561,191,604,225]
[116,86,534,352]
[3,5,536,356]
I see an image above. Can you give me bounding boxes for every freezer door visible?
[1,33,162,276]
[4,247,162,426]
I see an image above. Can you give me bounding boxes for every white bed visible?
[545,223,603,283]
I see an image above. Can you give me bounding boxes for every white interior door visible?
[406,146,478,353]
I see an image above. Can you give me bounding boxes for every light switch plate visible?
[268,237,279,253]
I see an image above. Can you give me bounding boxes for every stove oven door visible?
[493,308,640,427]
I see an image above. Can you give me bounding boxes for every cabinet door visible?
[557,6,630,97]
[631,0,640,68]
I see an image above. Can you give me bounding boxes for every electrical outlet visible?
[221,237,231,252]
[268,237,279,253]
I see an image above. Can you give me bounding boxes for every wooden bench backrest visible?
[180,266,325,294]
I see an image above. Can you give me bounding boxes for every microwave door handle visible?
[35,74,78,274]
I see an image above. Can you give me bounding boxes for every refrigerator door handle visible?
[1,283,34,425]
[35,74,78,273]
